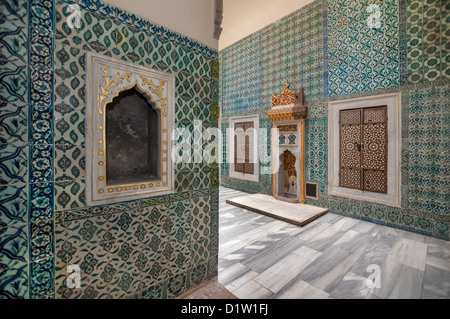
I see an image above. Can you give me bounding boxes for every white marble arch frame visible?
[86,52,175,206]
[328,92,402,207]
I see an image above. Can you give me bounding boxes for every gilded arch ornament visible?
[86,52,175,205]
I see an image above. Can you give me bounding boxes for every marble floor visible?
[218,187,450,299]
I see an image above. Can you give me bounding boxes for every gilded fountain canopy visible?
[268,83,307,122]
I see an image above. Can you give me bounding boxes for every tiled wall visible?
[325,0,401,97]
[220,0,325,196]
[0,0,219,299]
[221,33,261,114]
[220,0,449,240]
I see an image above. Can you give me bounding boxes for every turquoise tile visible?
[0,103,28,145]
[0,143,28,185]
[0,183,28,226]
[0,21,28,64]
[0,0,28,25]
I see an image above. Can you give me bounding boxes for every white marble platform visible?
[219,187,450,299]
[226,193,329,227]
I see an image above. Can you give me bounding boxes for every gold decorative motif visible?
[283,150,297,177]
[88,54,175,204]
[283,150,297,192]
[98,78,167,194]
[141,76,167,112]
[268,83,307,121]
[278,124,298,133]
[99,72,132,106]
[272,83,296,107]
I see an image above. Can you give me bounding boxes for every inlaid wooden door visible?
[339,106,387,193]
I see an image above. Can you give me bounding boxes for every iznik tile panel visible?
[261,0,324,104]
[405,0,450,83]
[326,0,400,96]
[221,33,261,114]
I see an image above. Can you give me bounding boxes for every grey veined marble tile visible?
[348,236,396,278]
[370,258,424,299]
[387,238,427,271]
[273,279,329,299]
[304,226,345,252]
[426,237,450,261]
[254,253,313,293]
[232,280,273,299]
[329,272,372,299]
[330,217,360,232]
[332,229,374,254]
[296,245,366,293]
[421,264,450,299]
[218,262,252,287]
[217,187,450,300]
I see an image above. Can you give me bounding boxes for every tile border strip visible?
[28,0,56,298]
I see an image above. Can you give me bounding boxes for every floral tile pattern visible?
[0,0,32,299]
[0,103,28,145]
[54,197,214,299]
[50,0,219,300]
[53,1,217,212]
[1,0,219,300]
[405,0,450,83]
[0,183,28,227]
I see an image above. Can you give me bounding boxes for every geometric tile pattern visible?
[261,1,324,104]
[221,33,261,114]
[306,118,327,183]
[219,0,449,241]
[407,86,449,237]
[325,0,401,97]
[220,117,273,195]
[405,0,450,84]
[220,1,324,194]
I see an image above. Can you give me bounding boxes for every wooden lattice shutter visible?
[339,109,363,189]
[362,106,387,193]
[243,122,254,175]
[339,106,388,193]
[234,121,255,175]
[234,122,244,173]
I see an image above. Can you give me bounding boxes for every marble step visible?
[226,193,329,227]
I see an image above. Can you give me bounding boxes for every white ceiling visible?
[102,0,218,50]
[100,0,315,52]
[219,0,314,50]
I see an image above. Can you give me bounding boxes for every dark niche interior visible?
[105,86,161,186]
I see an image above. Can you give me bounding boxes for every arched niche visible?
[105,85,161,186]
[86,52,175,206]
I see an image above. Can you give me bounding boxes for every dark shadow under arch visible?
[105,85,161,186]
